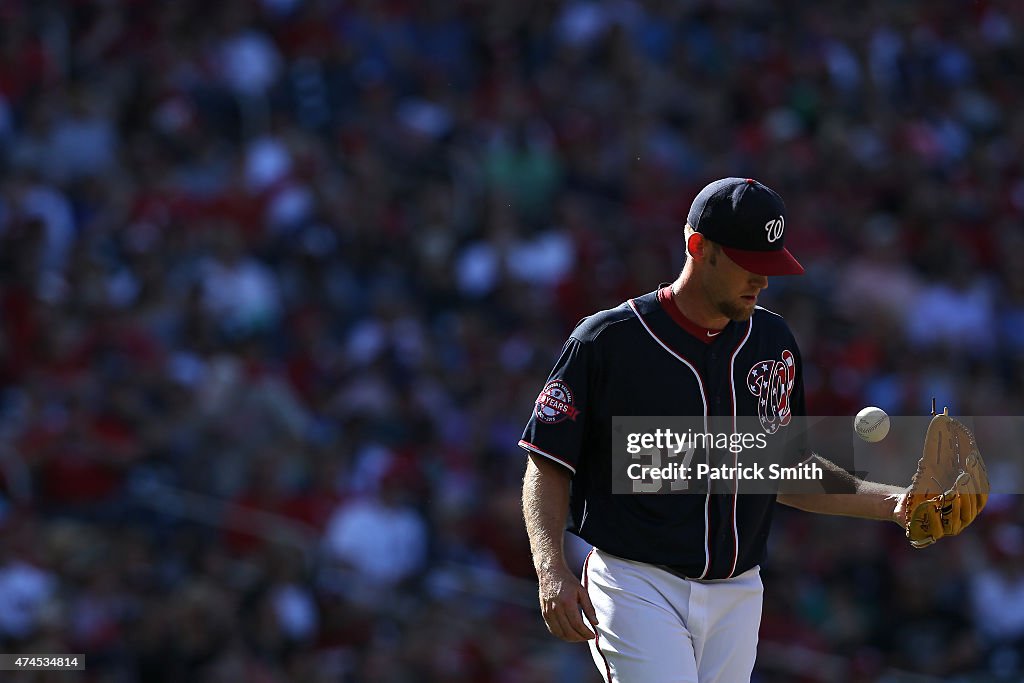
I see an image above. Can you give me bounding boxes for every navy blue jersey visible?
[520,289,807,580]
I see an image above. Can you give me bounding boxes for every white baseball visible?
[854,406,890,443]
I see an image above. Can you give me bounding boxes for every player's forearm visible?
[777,490,904,523]
[522,455,573,573]
[777,456,907,523]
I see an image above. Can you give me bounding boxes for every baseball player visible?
[520,178,916,682]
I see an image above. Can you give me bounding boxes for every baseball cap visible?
[687,177,804,276]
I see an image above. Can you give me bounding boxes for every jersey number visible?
[630,445,697,493]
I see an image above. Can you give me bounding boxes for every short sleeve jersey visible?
[520,289,807,580]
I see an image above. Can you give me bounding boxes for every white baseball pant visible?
[582,548,762,683]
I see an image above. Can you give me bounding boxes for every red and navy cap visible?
[687,177,804,276]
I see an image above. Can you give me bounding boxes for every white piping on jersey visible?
[626,298,711,579]
[726,317,754,579]
[754,304,783,318]
[518,439,577,475]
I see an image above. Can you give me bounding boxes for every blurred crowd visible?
[2,0,1024,681]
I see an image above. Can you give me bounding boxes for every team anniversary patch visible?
[535,380,581,424]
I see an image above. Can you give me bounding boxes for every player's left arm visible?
[776,454,909,526]
[774,345,908,525]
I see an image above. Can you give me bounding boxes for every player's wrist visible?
[890,490,909,527]
[535,556,571,578]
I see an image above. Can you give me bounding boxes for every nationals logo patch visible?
[535,380,581,424]
[747,350,796,434]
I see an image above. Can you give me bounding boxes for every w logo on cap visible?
[765,216,785,243]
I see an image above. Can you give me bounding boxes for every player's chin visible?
[723,298,756,321]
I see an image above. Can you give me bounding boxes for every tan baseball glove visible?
[899,408,990,548]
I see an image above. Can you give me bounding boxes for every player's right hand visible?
[537,566,599,642]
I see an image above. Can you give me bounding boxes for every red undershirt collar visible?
[656,286,725,344]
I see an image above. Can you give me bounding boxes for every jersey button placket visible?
[707,350,722,411]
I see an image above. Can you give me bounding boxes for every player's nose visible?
[750,274,768,290]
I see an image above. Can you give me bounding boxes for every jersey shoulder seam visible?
[570,302,637,343]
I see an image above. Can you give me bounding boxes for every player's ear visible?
[686,232,706,261]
